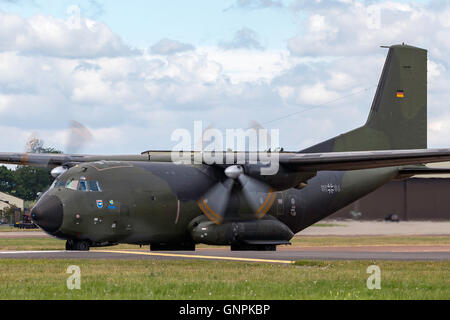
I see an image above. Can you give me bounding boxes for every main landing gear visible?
[66,239,91,251]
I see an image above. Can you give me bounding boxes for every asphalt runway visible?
[1,245,449,263]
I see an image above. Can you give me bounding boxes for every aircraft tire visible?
[65,240,74,251]
[75,240,90,251]
[66,240,90,251]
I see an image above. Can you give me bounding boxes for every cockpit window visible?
[66,178,79,190]
[78,180,88,191]
[88,180,102,192]
[55,179,66,188]
[64,177,102,192]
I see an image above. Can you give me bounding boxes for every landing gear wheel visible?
[65,240,74,251]
[66,240,90,251]
[75,240,90,251]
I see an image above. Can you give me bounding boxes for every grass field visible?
[0,235,448,300]
[0,225,40,232]
[0,259,448,300]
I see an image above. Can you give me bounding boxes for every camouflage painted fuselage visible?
[39,160,398,245]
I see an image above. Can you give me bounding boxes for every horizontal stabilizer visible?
[397,165,450,179]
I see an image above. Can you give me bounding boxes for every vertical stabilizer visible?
[302,44,427,153]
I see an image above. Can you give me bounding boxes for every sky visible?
[1,0,450,155]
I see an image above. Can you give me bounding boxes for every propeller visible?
[197,164,276,224]
[19,121,92,175]
[196,120,277,224]
[65,120,93,154]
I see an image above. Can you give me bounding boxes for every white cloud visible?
[0,95,10,112]
[219,27,266,51]
[4,1,450,155]
[429,116,450,147]
[308,14,327,32]
[287,1,437,57]
[326,71,355,91]
[226,0,284,10]
[0,10,136,58]
[198,47,293,83]
[150,38,195,55]
[277,86,295,101]
[298,82,339,105]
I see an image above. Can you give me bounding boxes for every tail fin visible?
[302,44,427,153]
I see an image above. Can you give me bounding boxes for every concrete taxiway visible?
[1,245,449,263]
[1,221,449,263]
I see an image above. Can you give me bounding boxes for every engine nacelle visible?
[50,166,68,178]
[189,218,293,246]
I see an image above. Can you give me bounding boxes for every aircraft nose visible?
[31,195,63,233]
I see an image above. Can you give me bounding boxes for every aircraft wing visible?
[279,148,450,171]
[3,148,450,172]
[0,152,151,168]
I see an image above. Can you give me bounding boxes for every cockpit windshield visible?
[88,180,101,192]
[66,179,78,190]
[78,180,88,191]
[54,179,66,188]
[53,176,102,192]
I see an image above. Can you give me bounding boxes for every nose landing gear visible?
[66,240,91,251]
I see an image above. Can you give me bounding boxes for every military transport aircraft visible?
[1,44,450,251]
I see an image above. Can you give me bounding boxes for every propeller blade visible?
[65,120,92,154]
[237,174,276,220]
[197,178,234,224]
[198,165,276,223]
